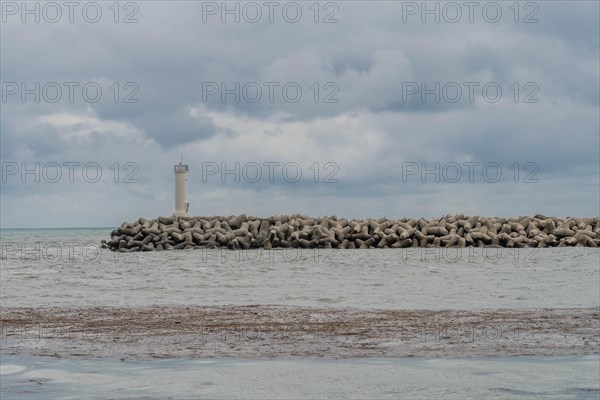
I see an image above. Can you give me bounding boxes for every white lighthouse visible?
[174,162,190,217]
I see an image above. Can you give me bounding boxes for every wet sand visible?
[1,306,598,359]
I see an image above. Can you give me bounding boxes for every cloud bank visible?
[1,1,598,227]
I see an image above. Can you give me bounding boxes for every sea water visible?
[1,355,598,400]
[1,228,599,399]
[1,228,598,309]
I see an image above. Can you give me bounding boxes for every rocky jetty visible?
[102,214,600,252]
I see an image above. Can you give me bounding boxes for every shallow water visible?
[1,228,598,309]
[1,354,598,400]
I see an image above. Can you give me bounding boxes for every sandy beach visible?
[1,306,598,360]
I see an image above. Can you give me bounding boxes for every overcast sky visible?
[1,1,598,228]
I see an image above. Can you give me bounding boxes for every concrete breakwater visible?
[103,214,600,252]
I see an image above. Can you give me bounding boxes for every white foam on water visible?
[0,364,27,375]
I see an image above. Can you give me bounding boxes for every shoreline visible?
[2,306,598,360]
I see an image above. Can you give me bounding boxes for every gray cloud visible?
[1,1,598,227]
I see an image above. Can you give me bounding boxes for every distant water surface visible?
[1,228,598,309]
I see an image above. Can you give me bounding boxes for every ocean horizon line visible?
[0,227,114,231]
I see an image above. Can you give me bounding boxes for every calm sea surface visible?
[1,228,598,309]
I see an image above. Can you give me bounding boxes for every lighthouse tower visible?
[174,162,190,217]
